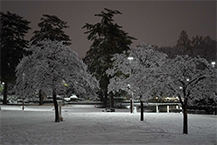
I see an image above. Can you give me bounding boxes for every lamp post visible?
[211,62,216,115]
[127,56,134,113]
[127,84,133,113]
[22,73,25,110]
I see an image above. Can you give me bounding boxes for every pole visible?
[22,73,25,110]
[22,98,25,110]
[140,96,144,121]
[130,91,133,113]
[127,57,134,113]
[167,105,170,113]
[156,105,159,113]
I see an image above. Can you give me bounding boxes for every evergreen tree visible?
[176,30,192,55]
[157,46,184,59]
[191,35,216,62]
[0,11,31,104]
[31,14,71,45]
[82,8,136,105]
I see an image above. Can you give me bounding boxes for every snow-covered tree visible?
[15,40,99,122]
[107,43,167,116]
[154,55,216,134]
[30,14,71,105]
[107,43,167,100]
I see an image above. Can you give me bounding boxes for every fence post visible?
[156,105,159,113]
[167,105,169,113]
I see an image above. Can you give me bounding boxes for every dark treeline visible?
[157,30,216,63]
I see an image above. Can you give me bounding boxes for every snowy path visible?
[0,105,216,145]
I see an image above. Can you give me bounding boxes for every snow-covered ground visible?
[0,105,216,145]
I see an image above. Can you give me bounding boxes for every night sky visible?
[1,0,216,58]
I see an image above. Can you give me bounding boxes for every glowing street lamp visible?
[127,56,134,60]
[211,62,216,68]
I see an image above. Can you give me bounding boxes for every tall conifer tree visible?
[31,14,71,45]
[0,11,31,104]
[82,8,136,105]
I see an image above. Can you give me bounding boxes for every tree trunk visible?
[140,98,144,121]
[130,99,133,113]
[103,90,108,107]
[52,89,59,122]
[3,82,8,104]
[99,91,103,103]
[183,104,188,134]
[110,92,114,108]
[39,89,44,105]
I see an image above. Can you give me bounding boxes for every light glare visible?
[128,57,134,60]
